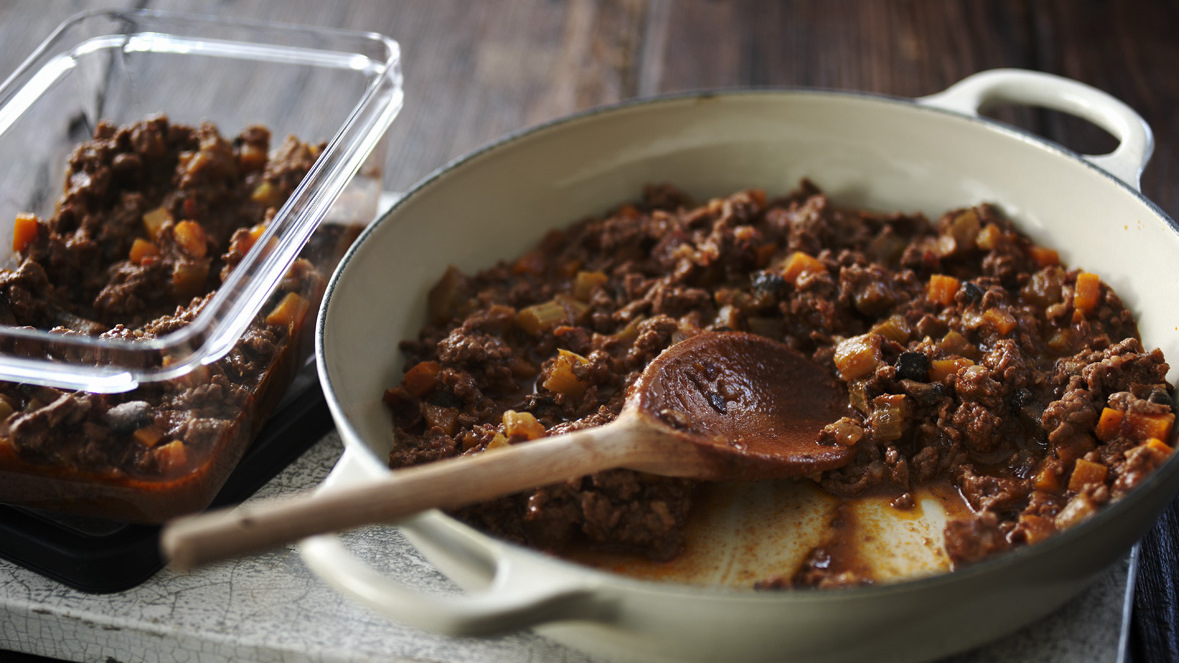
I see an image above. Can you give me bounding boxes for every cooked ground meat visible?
[0,116,356,521]
[385,181,1174,583]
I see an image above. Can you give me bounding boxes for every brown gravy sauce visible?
[562,478,974,588]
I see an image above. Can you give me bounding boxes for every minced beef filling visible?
[385,181,1174,584]
[0,116,338,484]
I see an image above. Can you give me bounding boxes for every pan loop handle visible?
[296,449,609,636]
[918,68,1154,191]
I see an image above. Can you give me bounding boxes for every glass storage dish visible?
[0,9,403,521]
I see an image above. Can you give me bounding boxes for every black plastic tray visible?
[0,363,333,594]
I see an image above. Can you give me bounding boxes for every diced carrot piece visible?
[833,334,882,381]
[238,142,268,171]
[173,220,208,258]
[983,308,1017,335]
[265,291,310,328]
[129,238,160,265]
[12,212,39,254]
[927,274,960,307]
[1073,272,1101,316]
[232,222,270,256]
[132,423,167,448]
[402,360,441,398]
[459,431,480,452]
[1033,464,1062,492]
[781,251,826,285]
[142,206,173,238]
[248,222,268,246]
[975,223,1002,251]
[542,349,590,397]
[511,250,546,276]
[1028,246,1060,267]
[1144,438,1174,455]
[1067,458,1109,492]
[753,242,778,268]
[503,410,545,441]
[421,403,459,435]
[1124,411,1175,443]
[929,357,974,382]
[153,440,189,474]
[1095,407,1124,442]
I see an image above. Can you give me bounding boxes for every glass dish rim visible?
[0,8,404,393]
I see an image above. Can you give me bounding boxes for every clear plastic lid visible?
[0,9,403,392]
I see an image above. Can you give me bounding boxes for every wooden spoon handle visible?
[161,420,648,570]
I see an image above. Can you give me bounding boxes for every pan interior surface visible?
[314,89,1179,663]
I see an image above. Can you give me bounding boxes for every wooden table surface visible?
[3,0,1172,216]
[0,1,1176,661]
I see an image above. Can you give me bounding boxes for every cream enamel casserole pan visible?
[304,69,1179,663]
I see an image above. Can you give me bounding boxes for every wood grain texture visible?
[1033,0,1179,217]
[3,0,1173,209]
[0,2,1176,661]
[648,0,1034,95]
[1129,499,1179,663]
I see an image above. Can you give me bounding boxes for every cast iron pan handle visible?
[296,449,611,636]
[918,68,1154,191]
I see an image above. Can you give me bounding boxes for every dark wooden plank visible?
[216,0,648,193]
[303,0,647,193]
[17,0,1174,208]
[1032,0,1179,218]
[0,2,136,77]
[647,0,1036,95]
[641,0,1041,146]
[1129,501,1179,663]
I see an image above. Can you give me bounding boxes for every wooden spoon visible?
[161,331,853,570]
